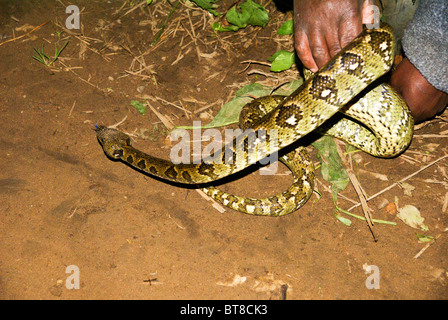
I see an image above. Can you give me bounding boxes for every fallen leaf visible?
[398,182,415,197]
[397,205,428,231]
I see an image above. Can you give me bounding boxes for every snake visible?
[96,24,413,217]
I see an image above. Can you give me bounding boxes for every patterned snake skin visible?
[96,24,413,216]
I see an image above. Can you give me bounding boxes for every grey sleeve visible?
[401,0,448,93]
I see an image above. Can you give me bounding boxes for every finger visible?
[295,30,319,72]
[338,15,363,49]
[325,29,343,59]
[361,0,378,25]
[308,30,331,70]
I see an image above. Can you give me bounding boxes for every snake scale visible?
[96,24,413,217]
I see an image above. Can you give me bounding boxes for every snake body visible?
[96,24,413,216]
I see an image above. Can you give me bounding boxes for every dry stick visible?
[240,60,271,67]
[152,0,180,46]
[414,228,448,259]
[0,20,49,47]
[442,192,448,213]
[108,116,128,129]
[347,153,448,212]
[146,102,175,130]
[53,20,112,62]
[247,69,278,78]
[58,60,107,93]
[180,11,201,60]
[193,100,223,115]
[196,189,226,213]
[119,0,148,18]
[414,134,448,138]
[335,142,377,240]
[314,178,359,205]
[147,96,192,115]
[68,101,76,117]
[184,9,201,61]
[113,0,128,15]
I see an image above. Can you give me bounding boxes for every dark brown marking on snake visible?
[369,30,393,57]
[164,166,178,180]
[275,104,304,129]
[126,155,134,164]
[339,52,364,75]
[309,75,337,102]
[223,194,237,204]
[149,166,158,175]
[221,148,228,164]
[137,159,146,170]
[181,170,193,182]
[197,162,215,177]
[243,135,250,154]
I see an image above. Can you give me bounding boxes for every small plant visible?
[32,40,68,66]
[212,0,269,31]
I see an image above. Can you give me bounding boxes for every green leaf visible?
[277,19,293,35]
[268,50,295,72]
[312,136,349,200]
[130,100,147,115]
[230,0,269,27]
[214,0,269,32]
[334,212,352,226]
[175,79,302,130]
[212,22,240,32]
[416,233,435,243]
[176,83,272,129]
[191,0,221,16]
[234,82,266,97]
[272,79,303,95]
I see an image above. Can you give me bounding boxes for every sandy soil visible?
[0,0,447,300]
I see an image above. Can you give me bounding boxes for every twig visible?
[442,192,448,213]
[185,8,201,61]
[314,178,358,205]
[120,0,148,18]
[414,134,448,138]
[196,189,226,213]
[68,101,76,117]
[240,60,272,67]
[414,228,448,259]
[0,20,49,47]
[168,214,185,230]
[247,69,277,78]
[335,141,377,240]
[347,154,448,212]
[58,60,108,93]
[150,96,192,114]
[108,116,128,129]
[146,102,175,130]
[152,0,180,46]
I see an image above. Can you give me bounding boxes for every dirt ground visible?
[0,0,447,300]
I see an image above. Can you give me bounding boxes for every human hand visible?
[293,0,377,72]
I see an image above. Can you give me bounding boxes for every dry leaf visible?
[399,182,415,197]
[397,205,428,231]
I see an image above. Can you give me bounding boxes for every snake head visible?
[95,125,131,160]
